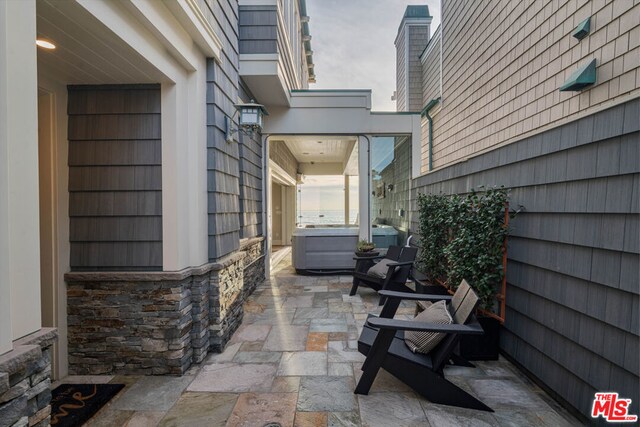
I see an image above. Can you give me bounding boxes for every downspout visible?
[421,98,440,171]
[262,134,271,277]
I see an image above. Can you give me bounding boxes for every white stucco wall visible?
[0,0,12,355]
[35,74,70,378]
[0,0,42,350]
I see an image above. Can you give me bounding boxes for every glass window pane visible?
[370,135,411,249]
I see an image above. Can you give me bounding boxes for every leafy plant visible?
[417,187,510,313]
[416,193,451,282]
[444,187,509,310]
[356,239,375,252]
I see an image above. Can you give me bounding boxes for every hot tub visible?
[291,224,398,273]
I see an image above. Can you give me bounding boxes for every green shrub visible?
[416,193,451,282]
[417,187,509,312]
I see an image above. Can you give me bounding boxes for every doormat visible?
[50,383,125,427]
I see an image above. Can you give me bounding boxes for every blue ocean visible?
[299,209,359,225]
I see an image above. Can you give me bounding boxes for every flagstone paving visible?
[58,256,582,426]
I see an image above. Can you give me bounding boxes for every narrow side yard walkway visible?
[59,256,580,426]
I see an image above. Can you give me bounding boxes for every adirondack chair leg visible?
[385,362,493,412]
[378,297,401,319]
[349,278,360,296]
[354,329,395,395]
[449,352,475,368]
[378,277,393,305]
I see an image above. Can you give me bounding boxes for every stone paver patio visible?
[55,256,581,426]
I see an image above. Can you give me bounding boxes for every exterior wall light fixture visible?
[225,100,268,143]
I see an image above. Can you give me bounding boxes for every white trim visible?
[36,73,70,379]
[420,25,440,65]
[124,0,200,71]
[275,1,301,89]
[164,0,223,61]
[358,136,371,241]
[269,160,295,249]
[2,0,42,342]
[411,114,422,179]
[394,17,431,45]
[440,0,444,105]
[0,0,14,355]
[400,21,432,112]
[239,0,277,5]
[263,136,271,277]
[271,160,297,186]
[404,27,409,111]
[283,185,295,244]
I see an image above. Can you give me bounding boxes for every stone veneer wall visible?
[241,237,266,299]
[208,252,245,352]
[65,240,266,375]
[0,329,57,427]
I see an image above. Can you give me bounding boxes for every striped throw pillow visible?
[404,299,453,354]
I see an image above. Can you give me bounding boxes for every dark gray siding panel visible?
[238,82,263,239]
[238,5,277,55]
[411,98,640,420]
[203,0,242,260]
[67,85,162,271]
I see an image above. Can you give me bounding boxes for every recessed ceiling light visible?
[36,39,56,49]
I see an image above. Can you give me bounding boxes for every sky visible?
[299,175,359,213]
[305,0,441,111]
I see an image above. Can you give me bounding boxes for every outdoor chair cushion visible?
[404,299,453,354]
[367,259,394,278]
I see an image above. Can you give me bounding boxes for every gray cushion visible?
[367,259,394,278]
[404,300,453,354]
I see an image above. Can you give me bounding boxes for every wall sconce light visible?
[387,184,394,192]
[225,100,268,143]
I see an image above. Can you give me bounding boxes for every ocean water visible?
[299,209,359,225]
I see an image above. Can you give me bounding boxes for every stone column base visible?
[0,328,57,427]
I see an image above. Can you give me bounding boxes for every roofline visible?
[298,0,315,82]
[291,89,372,93]
[419,24,441,60]
[371,111,421,115]
[394,5,432,45]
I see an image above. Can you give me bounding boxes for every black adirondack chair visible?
[354,280,493,412]
[350,246,417,305]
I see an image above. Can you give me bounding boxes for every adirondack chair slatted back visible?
[391,246,418,284]
[430,280,480,372]
[385,245,402,262]
[450,279,474,324]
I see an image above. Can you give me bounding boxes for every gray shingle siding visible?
[238,5,277,54]
[411,98,640,419]
[204,0,266,259]
[67,85,162,271]
[204,0,241,260]
[238,81,263,240]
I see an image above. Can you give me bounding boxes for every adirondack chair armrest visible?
[353,255,386,261]
[386,261,414,267]
[379,290,453,302]
[366,317,484,335]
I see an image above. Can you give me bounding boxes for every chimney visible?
[395,5,431,112]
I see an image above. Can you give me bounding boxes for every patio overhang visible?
[240,53,292,106]
[264,90,422,178]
